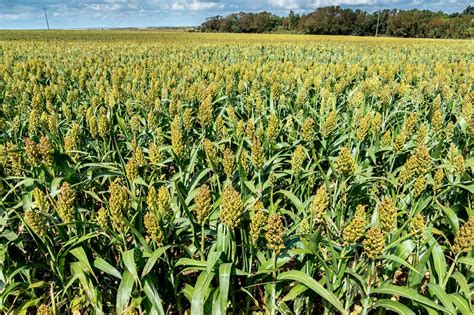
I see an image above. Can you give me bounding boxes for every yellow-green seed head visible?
[25,209,47,237]
[37,304,53,315]
[56,182,76,223]
[452,217,474,254]
[445,121,454,140]
[413,175,426,198]
[266,113,279,143]
[416,124,428,146]
[379,196,397,233]
[38,136,53,166]
[357,113,371,141]
[109,180,129,232]
[195,184,211,225]
[144,211,164,244]
[33,188,50,213]
[321,111,337,138]
[219,185,243,229]
[301,117,315,142]
[415,145,430,174]
[431,110,442,132]
[336,147,355,176]
[240,150,250,173]
[148,142,162,164]
[404,112,418,137]
[393,132,406,152]
[299,217,310,235]
[250,208,267,243]
[433,168,444,192]
[381,130,391,146]
[96,207,108,229]
[183,108,194,131]
[343,205,366,245]
[24,137,40,167]
[222,147,235,178]
[198,94,213,128]
[372,112,382,131]
[97,113,109,137]
[215,115,227,140]
[157,186,171,216]
[171,116,184,157]
[251,138,265,169]
[125,158,139,182]
[265,214,285,253]
[410,214,426,242]
[310,185,328,224]
[291,145,305,174]
[363,228,385,259]
[203,138,217,167]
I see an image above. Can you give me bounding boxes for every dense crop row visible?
[0,32,473,314]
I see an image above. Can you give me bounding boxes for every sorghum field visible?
[0,31,473,314]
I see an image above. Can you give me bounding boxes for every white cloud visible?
[267,0,377,10]
[171,1,225,11]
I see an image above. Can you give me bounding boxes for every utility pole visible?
[375,11,380,37]
[43,7,50,30]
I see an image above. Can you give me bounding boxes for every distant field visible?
[0,31,473,314]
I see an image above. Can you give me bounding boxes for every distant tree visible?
[199,6,473,38]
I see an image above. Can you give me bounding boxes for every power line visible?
[43,7,50,30]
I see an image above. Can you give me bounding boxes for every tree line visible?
[200,6,474,39]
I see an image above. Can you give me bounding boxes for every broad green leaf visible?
[122,249,139,283]
[143,278,166,315]
[458,257,474,267]
[380,255,420,275]
[142,246,171,278]
[427,283,455,313]
[450,293,472,315]
[116,270,134,313]
[70,247,94,276]
[94,257,122,279]
[280,283,308,302]
[277,270,346,314]
[372,299,416,315]
[191,271,215,315]
[450,271,471,301]
[372,284,447,312]
[218,263,232,314]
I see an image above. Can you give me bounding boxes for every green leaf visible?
[450,271,471,301]
[380,255,420,275]
[435,203,459,234]
[142,246,171,278]
[431,240,447,285]
[122,249,139,283]
[277,270,346,314]
[372,284,447,312]
[277,190,303,213]
[116,270,134,313]
[458,257,474,267]
[450,293,472,315]
[94,258,122,279]
[372,299,416,315]
[218,263,232,314]
[143,277,166,315]
[191,271,215,315]
[427,283,455,313]
[70,247,94,276]
[280,283,308,302]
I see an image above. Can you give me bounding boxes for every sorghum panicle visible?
[363,228,385,259]
[219,185,243,228]
[265,214,285,253]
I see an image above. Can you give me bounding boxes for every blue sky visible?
[1,0,472,29]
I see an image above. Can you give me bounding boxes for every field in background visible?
[0,31,473,314]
